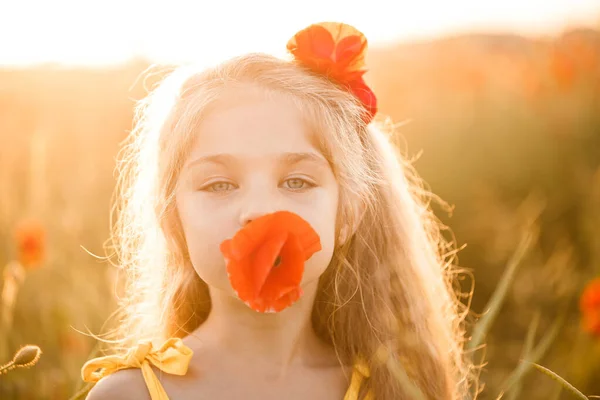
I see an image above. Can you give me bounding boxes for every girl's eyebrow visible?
[185,152,329,169]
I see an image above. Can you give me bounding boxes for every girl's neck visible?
[189,280,336,377]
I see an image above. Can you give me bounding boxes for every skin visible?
[87,85,353,399]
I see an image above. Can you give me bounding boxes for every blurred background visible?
[0,1,599,399]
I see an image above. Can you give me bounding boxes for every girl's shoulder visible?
[81,337,193,400]
[85,368,150,400]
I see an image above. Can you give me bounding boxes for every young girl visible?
[80,22,474,399]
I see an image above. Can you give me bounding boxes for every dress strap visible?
[344,358,374,400]
[81,338,193,400]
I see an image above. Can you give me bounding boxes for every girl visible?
[81,22,475,399]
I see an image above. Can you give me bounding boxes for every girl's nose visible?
[239,208,277,227]
[238,192,280,227]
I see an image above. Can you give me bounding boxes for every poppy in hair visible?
[287,21,378,124]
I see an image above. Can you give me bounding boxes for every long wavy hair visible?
[101,53,476,399]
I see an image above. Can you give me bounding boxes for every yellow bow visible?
[345,358,374,400]
[81,338,193,400]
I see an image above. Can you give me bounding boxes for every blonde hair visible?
[104,53,476,399]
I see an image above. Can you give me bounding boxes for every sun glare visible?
[0,0,598,66]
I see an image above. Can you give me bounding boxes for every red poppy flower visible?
[286,22,377,124]
[220,211,321,313]
[580,277,600,337]
[14,219,46,270]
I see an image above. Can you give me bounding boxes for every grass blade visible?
[505,311,540,400]
[531,362,588,400]
[502,309,564,393]
[468,227,537,350]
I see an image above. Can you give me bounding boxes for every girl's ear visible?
[338,225,350,246]
[338,199,367,246]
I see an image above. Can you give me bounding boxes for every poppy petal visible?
[580,278,600,312]
[14,220,46,270]
[346,78,378,123]
[220,219,268,261]
[334,34,366,71]
[251,230,289,298]
[287,24,335,65]
[258,233,304,301]
[226,257,255,301]
[248,286,304,313]
[582,311,600,336]
[271,211,322,259]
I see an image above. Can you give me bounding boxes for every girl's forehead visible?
[189,87,322,158]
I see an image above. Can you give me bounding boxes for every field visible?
[0,27,599,399]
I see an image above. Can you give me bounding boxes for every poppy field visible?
[0,27,599,399]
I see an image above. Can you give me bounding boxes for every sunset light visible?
[1,0,599,66]
[2,1,600,399]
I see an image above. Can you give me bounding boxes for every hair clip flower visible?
[286,21,378,124]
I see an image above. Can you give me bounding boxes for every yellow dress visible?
[81,338,373,400]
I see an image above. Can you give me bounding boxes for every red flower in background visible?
[550,47,577,91]
[580,278,600,337]
[286,22,377,124]
[220,211,321,313]
[14,219,46,270]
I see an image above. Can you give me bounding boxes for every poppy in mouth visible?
[220,211,321,313]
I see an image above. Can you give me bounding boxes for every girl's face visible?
[175,86,340,299]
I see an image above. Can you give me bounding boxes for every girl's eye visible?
[203,181,236,192]
[283,177,314,190]
[200,178,314,193]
